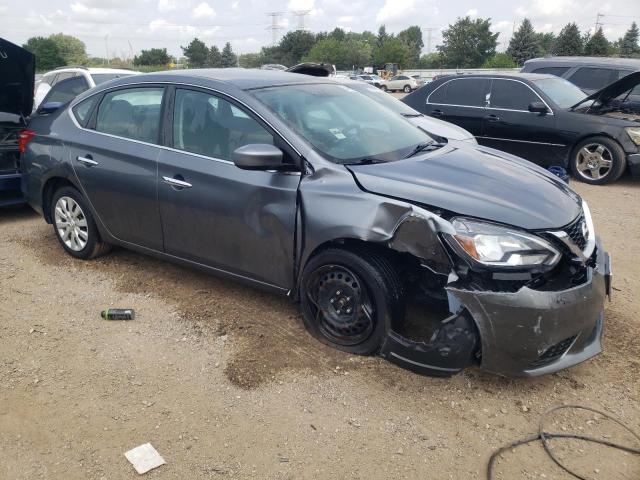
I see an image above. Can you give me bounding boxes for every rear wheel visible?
[381,85,388,92]
[403,85,412,93]
[571,136,626,185]
[51,186,111,259]
[299,247,404,355]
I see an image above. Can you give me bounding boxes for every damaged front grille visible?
[563,213,587,250]
[529,335,576,369]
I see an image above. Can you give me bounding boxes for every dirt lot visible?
[1,177,639,480]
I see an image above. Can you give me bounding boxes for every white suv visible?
[34,67,136,110]
[385,75,419,93]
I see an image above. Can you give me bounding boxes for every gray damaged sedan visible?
[20,69,612,377]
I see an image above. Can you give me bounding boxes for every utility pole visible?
[424,27,436,53]
[293,10,311,31]
[594,12,604,32]
[266,11,285,46]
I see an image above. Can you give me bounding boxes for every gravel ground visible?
[1,177,639,480]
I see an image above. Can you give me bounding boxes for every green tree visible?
[133,48,171,66]
[208,45,223,67]
[584,27,611,56]
[373,36,411,68]
[534,32,556,55]
[417,52,441,68]
[23,37,65,71]
[48,33,87,65]
[181,38,209,67]
[328,27,346,42]
[398,26,424,68]
[483,52,517,68]
[506,19,540,66]
[304,36,372,69]
[437,17,499,68]
[267,30,317,66]
[552,23,583,56]
[620,22,640,57]
[238,52,263,68]
[221,42,237,67]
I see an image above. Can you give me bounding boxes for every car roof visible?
[524,56,640,69]
[436,72,556,81]
[138,68,334,90]
[46,67,136,75]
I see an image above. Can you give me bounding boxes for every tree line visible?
[19,18,640,73]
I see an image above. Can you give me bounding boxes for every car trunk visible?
[0,38,35,206]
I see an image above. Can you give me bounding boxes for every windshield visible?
[352,84,419,116]
[252,84,433,163]
[91,73,133,85]
[532,77,587,109]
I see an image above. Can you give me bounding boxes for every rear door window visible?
[172,88,273,160]
[434,78,490,107]
[532,67,570,77]
[489,79,541,111]
[569,67,617,90]
[72,95,100,127]
[42,76,90,105]
[95,87,164,144]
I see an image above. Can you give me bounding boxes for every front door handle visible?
[484,114,500,122]
[77,155,98,166]
[162,176,192,189]
[431,109,443,117]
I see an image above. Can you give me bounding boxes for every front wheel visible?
[51,186,111,259]
[571,136,626,185]
[403,85,412,93]
[381,85,388,92]
[299,248,404,355]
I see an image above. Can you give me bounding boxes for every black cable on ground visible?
[487,405,640,480]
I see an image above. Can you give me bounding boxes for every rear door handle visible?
[431,109,443,117]
[484,114,500,122]
[77,155,98,166]
[162,176,192,189]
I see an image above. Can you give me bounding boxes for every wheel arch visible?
[42,176,80,223]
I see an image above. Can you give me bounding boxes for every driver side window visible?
[173,88,273,161]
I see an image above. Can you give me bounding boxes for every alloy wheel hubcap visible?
[54,196,89,251]
[576,143,613,180]
[306,265,375,346]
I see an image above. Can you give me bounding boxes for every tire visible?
[51,186,111,260]
[299,247,404,355]
[570,136,626,185]
[381,85,388,92]
[403,85,412,93]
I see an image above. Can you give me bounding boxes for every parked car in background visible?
[332,78,476,143]
[0,38,34,207]
[410,74,427,87]
[522,57,640,98]
[34,66,136,110]
[260,64,287,71]
[355,74,387,89]
[384,74,418,93]
[21,69,611,378]
[402,72,640,184]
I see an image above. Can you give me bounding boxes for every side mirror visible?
[232,144,284,171]
[528,101,549,114]
[37,102,64,114]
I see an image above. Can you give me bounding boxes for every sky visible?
[0,0,639,59]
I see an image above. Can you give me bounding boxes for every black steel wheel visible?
[299,247,404,355]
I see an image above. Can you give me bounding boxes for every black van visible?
[522,56,640,97]
[0,38,34,206]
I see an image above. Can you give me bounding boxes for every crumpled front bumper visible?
[380,238,611,377]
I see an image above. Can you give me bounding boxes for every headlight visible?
[626,127,640,146]
[448,218,561,268]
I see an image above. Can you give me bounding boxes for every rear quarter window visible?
[532,67,570,77]
[72,95,100,127]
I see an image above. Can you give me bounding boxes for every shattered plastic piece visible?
[124,443,166,474]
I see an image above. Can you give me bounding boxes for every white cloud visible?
[0,5,7,14]
[158,0,177,12]
[231,1,239,9]
[466,8,478,17]
[288,0,314,10]
[192,1,215,18]
[516,0,577,17]
[376,0,418,24]
[337,15,353,23]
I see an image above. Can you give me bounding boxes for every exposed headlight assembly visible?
[626,127,640,146]
[448,218,561,269]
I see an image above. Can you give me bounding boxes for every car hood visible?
[0,38,35,118]
[572,70,640,108]
[286,62,335,77]
[347,144,581,230]
[407,115,475,142]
